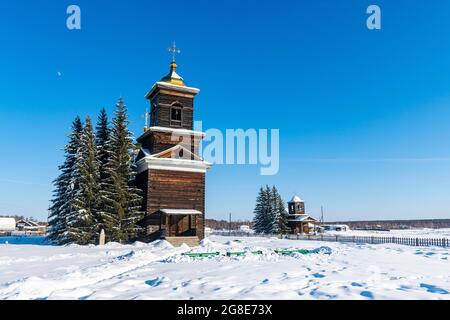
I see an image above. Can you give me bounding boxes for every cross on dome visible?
[160,41,186,86]
[168,41,181,63]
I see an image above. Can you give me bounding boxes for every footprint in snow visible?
[360,291,375,299]
[309,289,337,299]
[420,283,449,295]
[145,277,169,287]
[351,282,364,287]
[397,285,413,292]
[415,250,436,257]
[280,272,291,281]
[312,273,326,279]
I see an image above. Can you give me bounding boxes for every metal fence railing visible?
[211,231,450,248]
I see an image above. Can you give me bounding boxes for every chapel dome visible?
[160,61,186,86]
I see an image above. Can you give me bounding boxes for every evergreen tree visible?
[101,98,144,243]
[96,108,110,182]
[272,186,289,234]
[253,185,275,234]
[48,116,83,243]
[95,108,111,231]
[252,187,266,234]
[264,185,275,234]
[253,185,289,235]
[65,116,101,245]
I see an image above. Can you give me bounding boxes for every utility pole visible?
[321,206,324,225]
[229,213,232,236]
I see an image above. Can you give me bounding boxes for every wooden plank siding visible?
[137,169,205,241]
[150,93,194,130]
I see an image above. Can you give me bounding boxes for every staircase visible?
[165,236,200,247]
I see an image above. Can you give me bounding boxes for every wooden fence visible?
[211,231,450,248]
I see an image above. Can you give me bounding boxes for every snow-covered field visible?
[0,235,449,300]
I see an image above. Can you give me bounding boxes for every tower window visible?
[151,106,158,126]
[171,106,182,126]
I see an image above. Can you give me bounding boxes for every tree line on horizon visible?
[48,98,144,245]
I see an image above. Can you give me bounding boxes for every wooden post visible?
[99,229,105,246]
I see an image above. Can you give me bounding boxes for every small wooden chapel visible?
[135,44,212,246]
[287,196,319,234]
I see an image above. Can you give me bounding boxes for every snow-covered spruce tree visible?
[96,108,110,182]
[272,186,289,235]
[65,116,101,245]
[264,185,276,234]
[252,187,266,234]
[95,108,111,231]
[253,185,276,234]
[101,98,144,243]
[48,116,83,244]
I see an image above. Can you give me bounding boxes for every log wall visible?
[138,169,205,240]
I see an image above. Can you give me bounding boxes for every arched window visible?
[170,103,182,127]
[151,102,158,126]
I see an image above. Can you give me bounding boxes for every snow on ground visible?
[0,235,449,300]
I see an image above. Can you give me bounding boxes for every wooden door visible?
[168,216,179,237]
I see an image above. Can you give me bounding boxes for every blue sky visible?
[1,0,450,222]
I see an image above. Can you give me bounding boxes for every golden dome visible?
[160,61,186,86]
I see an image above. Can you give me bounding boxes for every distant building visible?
[287,196,320,234]
[0,218,16,235]
[322,224,350,232]
[239,225,253,233]
[15,219,47,236]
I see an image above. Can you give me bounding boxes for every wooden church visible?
[287,195,319,234]
[135,45,212,246]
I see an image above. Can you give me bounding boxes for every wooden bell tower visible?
[135,43,212,246]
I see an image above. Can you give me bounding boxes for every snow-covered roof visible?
[136,152,212,174]
[141,148,151,157]
[147,126,206,137]
[137,126,206,143]
[289,195,304,203]
[145,81,200,99]
[17,220,39,227]
[288,215,318,222]
[0,218,16,231]
[149,145,203,161]
[160,209,202,215]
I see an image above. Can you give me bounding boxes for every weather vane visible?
[168,41,181,62]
